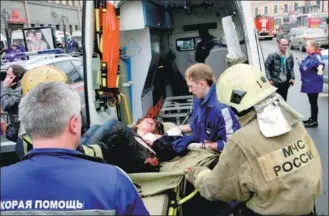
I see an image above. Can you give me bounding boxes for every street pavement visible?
[260,39,328,215]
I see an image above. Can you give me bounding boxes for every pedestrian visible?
[186,63,322,216]
[1,81,149,215]
[297,40,325,128]
[0,64,27,141]
[175,63,240,152]
[265,38,295,101]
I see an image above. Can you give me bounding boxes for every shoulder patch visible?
[257,135,317,182]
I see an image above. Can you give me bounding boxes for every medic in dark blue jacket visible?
[298,40,325,127]
[299,49,325,93]
[173,64,240,152]
[1,149,149,215]
[189,84,241,151]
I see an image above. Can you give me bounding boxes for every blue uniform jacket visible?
[190,84,240,151]
[0,148,149,215]
[299,53,325,93]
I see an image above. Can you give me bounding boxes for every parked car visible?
[1,54,84,112]
[276,22,297,40]
[285,27,305,41]
[289,28,329,52]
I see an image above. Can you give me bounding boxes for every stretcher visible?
[127,122,219,215]
[130,148,218,215]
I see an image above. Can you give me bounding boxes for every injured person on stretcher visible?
[17,117,197,173]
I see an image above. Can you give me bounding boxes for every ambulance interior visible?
[82,1,254,215]
[87,0,254,128]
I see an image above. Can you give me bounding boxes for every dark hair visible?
[34,29,43,35]
[26,30,34,36]
[132,117,164,135]
[9,64,27,79]
[277,38,288,44]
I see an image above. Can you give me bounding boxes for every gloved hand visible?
[166,127,182,136]
[317,65,324,76]
[187,142,206,150]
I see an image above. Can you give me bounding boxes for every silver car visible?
[289,28,329,52]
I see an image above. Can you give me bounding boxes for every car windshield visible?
[282,24,290,31]
[306,28,325,35]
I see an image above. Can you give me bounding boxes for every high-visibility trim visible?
[87,144,103,159]
[81,145,94,157]
[22,135,32,154]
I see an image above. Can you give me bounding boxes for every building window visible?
[274,5,278,14]
[284,4,288,12]
[316,0,320,6]
[255,7,258,16]
[56,24,60,30]
[40,24,44,27]
[31,24,35,27]
[75,25,78,30]
[264,6,268,15]
[72,1,75,6]
[69,25,73,34]
[294,3,298,10]
[66,0,69,5]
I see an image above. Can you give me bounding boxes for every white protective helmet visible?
[216,64,277,113]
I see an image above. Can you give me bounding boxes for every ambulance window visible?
[54,60,82,83]
[176,37,200,52]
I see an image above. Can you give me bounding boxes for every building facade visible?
[1,0,82,37]
[250,0,329,17]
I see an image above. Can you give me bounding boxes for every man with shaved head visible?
[265,38,295,101]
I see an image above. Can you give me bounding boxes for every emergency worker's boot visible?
[303,118,312,124]
[304,119,318,128]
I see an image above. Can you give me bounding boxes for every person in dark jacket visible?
[265,38,295,101]
[195,28,224,63]
[176,63,241,152]
[1,64,27,140]
[297,40,325,128]
[1,82,149,215]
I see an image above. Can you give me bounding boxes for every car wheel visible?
[299,43,304,52]
[289,41,293,50]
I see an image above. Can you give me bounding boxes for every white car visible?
[0,54,85,154]
[1,54,83,86]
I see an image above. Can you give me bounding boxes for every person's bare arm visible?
[177,124,192,133]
